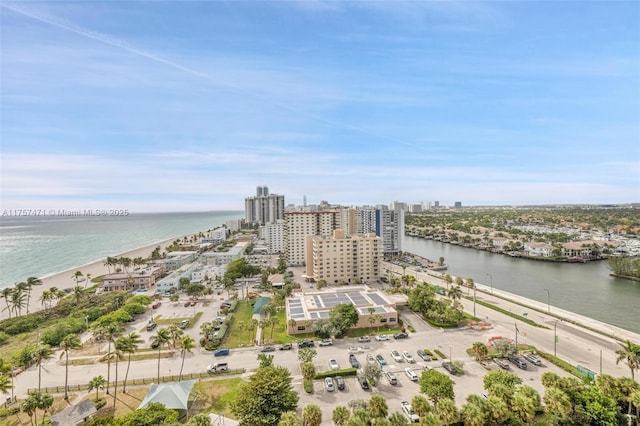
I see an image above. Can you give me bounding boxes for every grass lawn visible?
[191,377,244,418]
[262,310,296,345]
[221,302,256,348]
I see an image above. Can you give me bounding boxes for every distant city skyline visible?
[1,1,638,212]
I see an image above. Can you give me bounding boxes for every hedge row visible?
[314,367,358,379]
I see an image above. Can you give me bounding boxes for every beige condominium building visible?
[286,286,398,335]
[305,230,382,284]
[284,210,343,265]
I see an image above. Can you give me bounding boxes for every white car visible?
[375,335,390,341]
[405,368,419,381]
[329,359,339,370]
[367,354,376,365]
[401,401,420,423]
[390,350,403,363]
[319,338,333,346]
[402,351,415,363]
[325,377,335,392]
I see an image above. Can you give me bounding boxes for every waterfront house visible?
[523,242,554,257]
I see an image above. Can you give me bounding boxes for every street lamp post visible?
[544,288,550,313]
[473,285,476,318]
[486,273,493,294]
[554,320,559,357]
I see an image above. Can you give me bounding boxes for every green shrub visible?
[8,407,20,416]
[434,349,447,359]
[314,368,358,379]
[407,325,416,333]
[93,397,107,410]
[2,314,44,335]
[303,378,313,393]
[122,302,146,315]
[0,408,8,418]
[0,331,9,345]
[41,318,85,346]
[127,295,152,306]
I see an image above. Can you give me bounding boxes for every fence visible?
[28,368,245,395]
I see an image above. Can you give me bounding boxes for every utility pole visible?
[554,320,559,357]
[473,285,476,318]
[486,273,493,295]
[515,323,518,349]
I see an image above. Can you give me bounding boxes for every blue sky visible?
[1,1,638,212]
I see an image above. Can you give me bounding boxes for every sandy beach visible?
[0,236,185,321]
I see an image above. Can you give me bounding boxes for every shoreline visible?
[381,260,640,343]
[0,233,193,321]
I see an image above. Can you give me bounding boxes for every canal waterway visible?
[403,236,640,333]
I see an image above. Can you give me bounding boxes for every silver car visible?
[325,377,335,392]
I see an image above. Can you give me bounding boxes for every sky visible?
[1,1,639,212]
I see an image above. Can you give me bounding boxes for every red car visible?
[152,302,161,309]
[190,301,196,306]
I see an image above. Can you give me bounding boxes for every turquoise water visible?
[0,211,243,288]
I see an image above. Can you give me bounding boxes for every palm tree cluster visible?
[103,256,146,274]
[407,283,465,325]
[21,390,53,426]
[1,277,43,318]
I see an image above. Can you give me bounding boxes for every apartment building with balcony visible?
[284,210,343,265]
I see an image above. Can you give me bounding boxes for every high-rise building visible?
[245,186,285,225]
[454,201,462,209]
[305,230,381,283]
[259,220,285,254]
[375,207,404,255]
[284,211,342,265]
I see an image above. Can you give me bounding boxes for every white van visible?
[207,363,228,373]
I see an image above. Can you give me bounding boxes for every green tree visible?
[435,397,459,425]
[443,274,452,290]
[302,404,322,426]
[37,392,54,426]
[88,375,105,401]
[95,323,123,395]
[361,361,383,386]
[493,339,517,358]
[117,401,179,425]
[471,342,489,361]
[22,391,40,425]
[179,335,196,380]
[1,287,13,319]
[388,411,410,426]
[486,395,511,424]
[33,345,54,393]
[419,369,455,409]
[167,323,184,349]
[543,387,572,425]
[186,413,213,426]
[258,353,275,368]
[0,375,13,396]
[117,332,143,393]
[297,348,317,363]
[151,328,171,382]
[411,395,431,417]
[615,340,640,381]
[512,389,537,424]
[278,411,300,426]
[332,405,351,426]
[230,365,299,426]
[447,285,462,302]
[59,334,81,400]
[369,394,388,419]
[460,395,488,426]
[329,303,359,337]
[483,370,522,393]
[300,362,316,381]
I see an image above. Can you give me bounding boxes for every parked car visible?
[279,343,293,350]
[375,334,390,341]
[522,353,543,366]
[183,301,191,307]
[393,332,408,339]
[401,401,420,423]
[261,346,276,352]
[349,354,361,368]
[151,340,160,349]
[367,354,376,365]
[298,340,315,349]
[508,356,528,370]
[207,362,228,372]
[404,368,418,381]
[376,354,387,366]
[390,350,403,363]
[442,361,458,375]
[329,359,339,370]
[152,301,161,309]
[358,335,371,343]
[146,322,157,332]
[402,351,415,363]
[190,301,196,306]
[358,376,370,390]
[417,349,430,361]
[319,338,333,346]
[335,375,345,390]
[178,319,190,329]
[325,377,335,392]
[384,371,398,385]
[214,348,230,357]
[493,358,510,370]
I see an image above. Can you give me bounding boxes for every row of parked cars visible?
[494,353,543,370]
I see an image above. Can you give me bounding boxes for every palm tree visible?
[369,394,388,419]
[25,277,42,314]
[38,290,52,310]
[278,411,300,426]
[615,340,640,380]
[0,375,13,396]
[543,387,572,425]
[33,345,54,392]
[151,328,171,382]
[37,392,53,426]
[96,323,124,395]
[10,286,27,317]
[88,375,105,401]
[367,307,376,332]
[301,404,322,426]
[22,391,39,425]
[332,405,350,426]
[179,335,195,380]
[443,274,452,291]
[167,323,183,349]
[448,286,463,302]
[72,285,84,305]
[85,273,92,289]
[117,332,143,393]
[1,287,13,318]
[110,341,125,408]
[258,318,270,344]
[59,334,81,400]
[269,316,280,340]
[435,398,459,425]
[471,342,489,361]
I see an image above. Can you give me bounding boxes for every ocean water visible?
[0,211,243,288]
